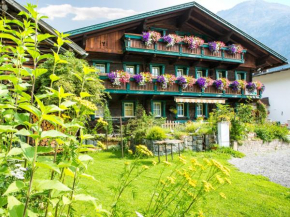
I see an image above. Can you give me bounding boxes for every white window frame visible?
[95,64,106,73]
[153,102,162,117]
[126,65,135,74]
[124,102,134,117]
[177,68,184,77]
[236,73,242,80]
[177,103,184,117]
[152,67,160,76]
[95,104,104,118]
[217,71,223,79]
[196,103,203,117]
[196,70,203,78]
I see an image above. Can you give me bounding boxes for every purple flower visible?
[246,82,256,93]
[196,77,207,89]
[228,44,237,54]
[142,32,150,42]
[177,76,187,85]
[133,74,143,84]
[214,79,224,90]
[230,81,240,91]
[208,42,217,52]
[163,35,173,44]
[157,75,166,83]
[108,72,117,82]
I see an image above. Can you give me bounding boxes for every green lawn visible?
[36,151,290,217]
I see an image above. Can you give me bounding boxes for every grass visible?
[36,150,290,217]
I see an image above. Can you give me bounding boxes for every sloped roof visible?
[66,1,287,63]
[4,0,87,58]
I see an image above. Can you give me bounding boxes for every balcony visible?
[123,34,246,64]
[100,76,261,99]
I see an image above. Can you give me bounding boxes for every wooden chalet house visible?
[67,2,287,122]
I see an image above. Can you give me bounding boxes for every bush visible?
[146,126,167,140]
[173,131,188,140]
[185,122,203,133]
[214,147,245,158]
[254,123,289,142]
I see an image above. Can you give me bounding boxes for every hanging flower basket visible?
[246,82,257,93]
[133,72,152,86]
[213,79,224,91]
[157,74,176,89]
[176,76,196,89]
[162,34,183,47]
[237,80,247,89]
[107,70,130,86]
[183,36,204,50]
[142,31,161,47]
[208,41,225,53]
[227,44,243,54]
[230,80,241,91]
[255,81,265,93]
[196,77,207,89]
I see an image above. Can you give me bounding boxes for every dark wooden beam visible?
[169,57,180,65]
[217,31,234,43]
[82,34,87,49]
[227,63,240,70]
[189,59,201,67]
[176,8,193,29]
[145,54,155,64]
[209,62,221,69]
[187,19,220,39]
[256,55,270,68]
[120,51,129,62]
[136,19,148,33]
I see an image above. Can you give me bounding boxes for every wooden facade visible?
[67,2,287,122]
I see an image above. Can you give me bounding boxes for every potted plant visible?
[162,34,183,47]
[227,44,243,54]
[142,31,161,47]
[183,36,204,50]
[108,70,130,86]
[208,41,225,53]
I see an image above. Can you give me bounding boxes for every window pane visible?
[177,69,183,77]
[124,103,134,117]
[197,70,203,78]
[218,72,223,79]
[236,73,243,80]
[197,104,203,117]
[177,103,184,117]
[152,67,160,76]
[126,66,135,74]
[153,102,161,117]
[95,64,106,73]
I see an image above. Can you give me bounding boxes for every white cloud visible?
[38,4,138,21]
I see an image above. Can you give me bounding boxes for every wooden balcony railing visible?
[100,76,261,99]
[123,33,246,64]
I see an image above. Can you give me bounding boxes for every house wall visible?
[253,70,290,124]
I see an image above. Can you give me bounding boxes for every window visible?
[177,103,184,117]
[176,68,184,77]
[95,104,104,117]
[196,70,203,78]
[95,64,106,73]
[216,70,227,79]
[235,71,246,80]
[196,104,203,117]
[126,66,135,74]
[124,103,134,117]
[153,102,162,117]
[152,67,160,76]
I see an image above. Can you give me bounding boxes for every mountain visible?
[217,0,290,69]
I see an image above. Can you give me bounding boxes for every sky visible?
[15,0,290,32]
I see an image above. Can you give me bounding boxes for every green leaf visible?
[41,130,68,139]
[37,33,54,42]
[73,194,96,202]
[80,92,92,98]
[62,196,71,205]
[0,125,17,133]
[34,96,46,114]
[18,103,41,119]
[8,196,24,216]
[61,100,76,108]
[81,134,94,140]
[0,33,21,44]
[37,146,54,154]
[49,74,60,82]
[42,114,64,126]
[32,68,47,79]
[64,168,74,178]
[33,180,71,192]
[0,75,18,85]
[27,49,40,61]
[79,173,98,182]
[7,148,23,156]
[78,155,93,162]
[72,72,83,82]
[20,142,34,162]
[45,105,63,114]
[16,129,33,137]
[4,181,25,196]
[36,161,60,174]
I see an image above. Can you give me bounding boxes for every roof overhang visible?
[174,97,226,104]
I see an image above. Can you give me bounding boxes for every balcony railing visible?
[100,76,261,99]
[123,33,246,64]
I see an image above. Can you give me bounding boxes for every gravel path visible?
[229,149,290,188]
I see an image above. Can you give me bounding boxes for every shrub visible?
[146,126,167,140]
[185,122,203,133]
[173,131,188,140]
[254,123,289,142]
[230,118,246,143]
[214,147,245,158]
[236,103,254,123]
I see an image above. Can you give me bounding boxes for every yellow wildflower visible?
[167,176,176,184]
[163,161,172,166]
[198,210,204,217]
[203,181,214,192]
[124,162,130,165]
[160,180,166,185]
[128,150,133,155]
[216,175,224,184]
[203,158,212,166]
[178,156,187,165]
[142,165,149,170]
[219,192,227,199]
[188,179,197,188]
[152,160,157,166]
[225,178,232,185]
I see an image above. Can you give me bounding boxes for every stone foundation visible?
[144,134,216,156]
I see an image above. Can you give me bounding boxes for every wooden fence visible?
[162,121,185,130]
